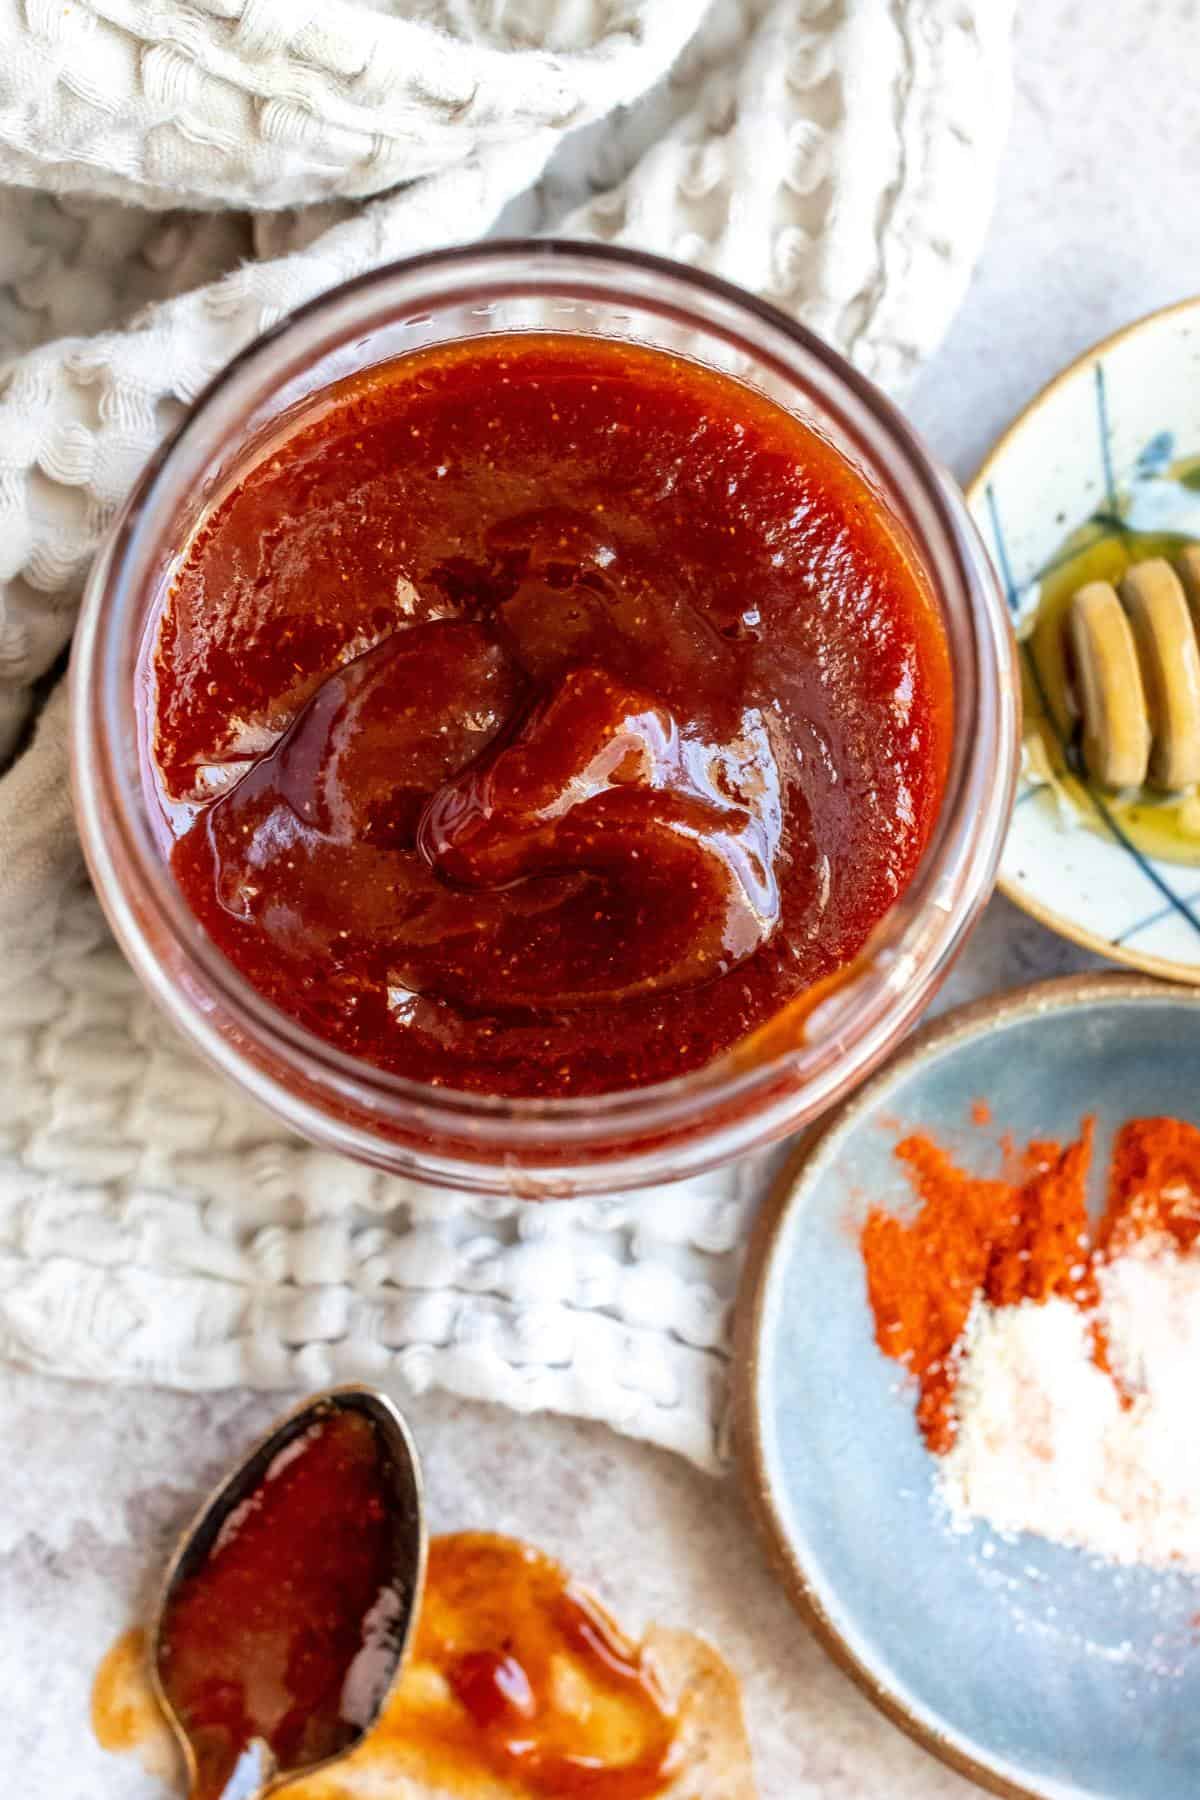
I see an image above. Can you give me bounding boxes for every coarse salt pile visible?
[941,1235,1200,1569]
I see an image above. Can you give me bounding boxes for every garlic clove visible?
[1068,580,1152,788]
[1118,558,1200,790]
[1173,542,1200,636]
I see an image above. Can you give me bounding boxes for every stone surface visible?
[0,2,1189,1794]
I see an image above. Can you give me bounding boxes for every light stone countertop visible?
[5,2,1199,1794]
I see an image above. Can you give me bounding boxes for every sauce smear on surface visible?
[363,1531,679,1797]
[153,334,952,1096]
[156,1411,394,1800]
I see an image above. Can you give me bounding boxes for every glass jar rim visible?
[71,238,1017,1183]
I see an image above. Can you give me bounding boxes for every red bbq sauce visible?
[95,1532,687,1799]
[152,334,952,1096]
[156,1411,395,1800]
[381,1532,679,1797]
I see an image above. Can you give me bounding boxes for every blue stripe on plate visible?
[986,484,1200,944]
[984,483,1022,613]
[1094,362,1118,511]
[1116,888,1200,945]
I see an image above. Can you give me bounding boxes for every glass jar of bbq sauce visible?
[71,242,1018,1197]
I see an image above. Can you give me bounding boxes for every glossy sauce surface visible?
[153,335,952,1095]
[156,1412,393,1800]
[358,1532,678,1797]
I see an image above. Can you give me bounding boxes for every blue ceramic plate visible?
[736,975,1200,1800]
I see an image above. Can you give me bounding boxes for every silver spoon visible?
[148,1386,427,1800]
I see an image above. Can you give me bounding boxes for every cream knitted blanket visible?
[0,0,1012,1470]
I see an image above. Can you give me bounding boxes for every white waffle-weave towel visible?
[0,0,1012,1471]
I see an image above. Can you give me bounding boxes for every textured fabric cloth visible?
[0,0,1013,1470]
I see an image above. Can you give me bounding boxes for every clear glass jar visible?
[71,241,1019,1197]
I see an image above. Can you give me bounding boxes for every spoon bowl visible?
[149,1386,426,1800]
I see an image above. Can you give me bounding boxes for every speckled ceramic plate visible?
[968,296,1200,981]
[735,974,1200,1800]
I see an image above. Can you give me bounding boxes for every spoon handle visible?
[195,1739,275,1800]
